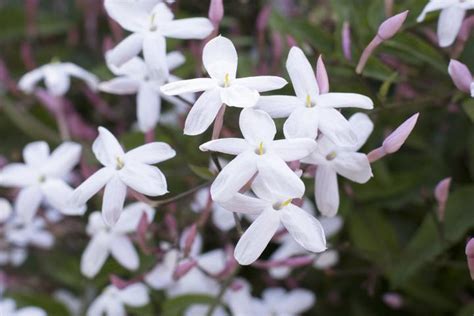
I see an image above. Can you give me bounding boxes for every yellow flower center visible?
[258,142,264,155]
[326,151,337,161]
[274,198,293,210]
[305,94,312,108]
[149,13,157,31]
[115,157,125,170]
[223,73,231,88]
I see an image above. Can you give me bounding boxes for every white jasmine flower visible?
[5,217,54,249]
[0,198,12,223]
[100,52,194,132]
[200,108,317,202]
[269,200,343,279]
[86,283,149,316]
[259,288,315,316]
[81,202,155,278]
[302,113,374,216]
[70,126,175,226]
[54,290,83,316]
[160,36,288,135]
[18,61,98,96]
[0,298,46,316]
[105,1,213,74]
[417,0,474,47]
[256,47,373,147]
[0,141,84,222]
[218,177,327,265]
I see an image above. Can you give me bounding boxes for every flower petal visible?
[0,164,37,187]
[137,83,161,132]
[286,47,319,100]
[416,0,451,22]
[99,77,140,95]
[106,33,144,67]
[23,141,49,168]
[270,139,317,161]
[119,161,168,196]
[348,113,374,151]
[15,186,43,223]
[161,78,217,95]
[216,193,268,215]
[143,33,168,78]
[18,67,44,94]
[118,283,150,307]
[315,165,339,217]
[317,92,373,110]
[199,138,249,155]
[255,95,301,118]
[126,142,176,165]
[283,106,319,139]
[239,108,276,145]
[41,141,82,178]
[210,152,257,202]
[333,152,372,183]
[71,167,114,206]
[184,88,222,135]
[438,6,465,47]
[113,202,155,234]
[162,18,214,39]
[234,208,280,265]
[279,289,315,314]
[281,204,326,253]
[44,65,70,96]
[92,127,125,167]
[80,232,110,278]
[104,0,149,31]
[221,85,259,108]
[256,154,305,199]
[233,76,287,92]
[318,108,357,148]
[110,235,139,270]
[102,175,127,226]
[62,63,99,90]
[42,179,86,215]
[203,36,238,82]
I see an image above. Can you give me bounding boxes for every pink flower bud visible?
[173,259,197,280]
[342,21,352,61]
[434,177,451,221]
[208,0,224,27]
[448,59,472,93]
[367,147,387,163]
[378,11,409,40]
[382,292,404,309]
[316,55,329,94]
[382,113,419,154]
[182,223,198,257]
[465,238,474,280]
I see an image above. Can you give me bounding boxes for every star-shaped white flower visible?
[0,141,84,222]
[86,283,149,316]
[70,126,175,226]
[256,46,373,147]
[218,177,327,265]
[417,0,474,47]
[161,36,288,135]
[5,216,54,249]
[200,108,316,202]
[18,61,98,96]
[302,113,374,216]
[105,1,213,75]
[81,202,155,278]
[100,51,194,132]
[0,298,46,316]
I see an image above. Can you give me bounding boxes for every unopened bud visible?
[465,238,474,280]
[316,55,329,94]
[182,224,198,257]
[378,11,409,40]
[448,59,472,93]
[434,177,451,221]
[208,0,224,27]
[382,113,419,154]
[173,259,197,280]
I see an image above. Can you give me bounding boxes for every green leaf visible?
[462,98,474,123]
[389,186,474,287]
[189,164,214,180]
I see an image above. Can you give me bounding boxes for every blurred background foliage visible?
[0,0,473,315]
